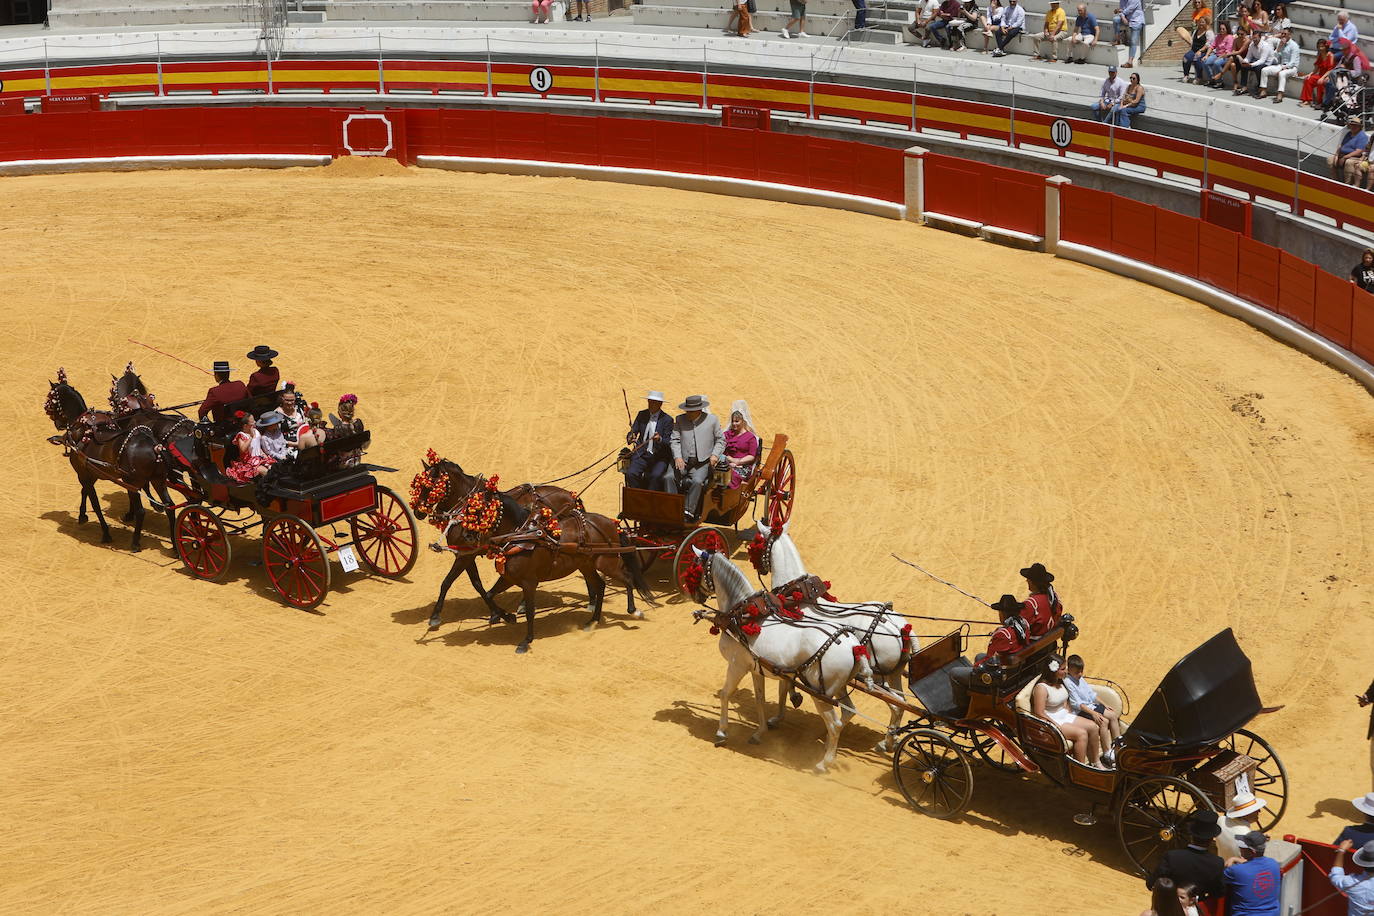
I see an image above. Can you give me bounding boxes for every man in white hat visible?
[1332,839,1374,915]
[1216,780,1268,860]
[1338,794,1374,849]
[668,394,725,523]
[624,390,673,491]
[1031,0,1068,61]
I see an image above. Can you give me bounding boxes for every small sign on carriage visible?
[337,545,360,573]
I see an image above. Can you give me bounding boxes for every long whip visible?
[890,554,991,608]
[128,338,213,377]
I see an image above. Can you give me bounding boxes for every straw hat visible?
[1226,789,1268,819]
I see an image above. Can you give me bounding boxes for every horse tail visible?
[619,531,659,607]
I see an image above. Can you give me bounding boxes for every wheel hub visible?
[1159,826,1176,842]
[921,770,936,784]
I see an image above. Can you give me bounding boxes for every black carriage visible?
[618,432,796,587]
[874,627,1287,876]
[164,406,418,610]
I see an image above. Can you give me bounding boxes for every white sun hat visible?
[1353,793,1374,818]
[1226,789,1268,819]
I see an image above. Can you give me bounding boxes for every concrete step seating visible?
[633,4,856,36]
[324,0,531,19]
[48,0,248,26]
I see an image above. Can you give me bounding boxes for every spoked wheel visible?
[349,485,419,578]
[1116,776,1216,877]
[891,728,974,819]
[1218,728,1289,831]
[672,527,730,597]
[262,515,331,611]
[967,729,1024,774]
[765,449,796,525]
[173,505,232,581]
[633,538,673,577]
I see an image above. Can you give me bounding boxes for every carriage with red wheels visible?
[617,432,796,589]
[164,421,419,610]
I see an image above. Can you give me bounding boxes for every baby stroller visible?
[1320,69,1370,123]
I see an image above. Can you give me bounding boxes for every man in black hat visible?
[246,345,281,397]
[668,394,725,523]
[197,360,250,422]
[1148,811,1226,900]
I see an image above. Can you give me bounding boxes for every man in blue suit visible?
[625,390,673,491]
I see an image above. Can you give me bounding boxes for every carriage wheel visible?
[766,449,796,526]
[672,527,730,597]
[892,728,974,819]
[262,515,331,611]
[349,485,419,578]
[968,730,1024,774]
[633,538,673,577]
[1218,728,1289,831]
[173,505,232,581]
[1116,776,1216,877]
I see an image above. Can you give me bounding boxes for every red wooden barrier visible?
[1202,190,1252,236]
[1237,237,1281,313]
[1110,197,1157,264]
[1353,286,1374,364]
[1314,271,1355,349]
[1155,208,1200,280]
[39,93,101,113]
[924,155,986,225]
[1059,184,1112,246]
[1198,222,1240,296]
[1283,837,1354,916]
[1277,253,1317,329]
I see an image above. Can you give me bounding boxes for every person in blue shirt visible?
[1330,11,1360,59]
[1068,3,1099,63]
[1337,794,1374,849]
[1330,116,1369,185]
[1332,839,1374,916]
[1116,0,1146,67]
[1223,831,1281,916]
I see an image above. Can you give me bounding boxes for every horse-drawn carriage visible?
[877,626,1287,875]
[618,433,796,587]
[164,398,419,610]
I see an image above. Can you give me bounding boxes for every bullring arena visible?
[5,6,1374,914]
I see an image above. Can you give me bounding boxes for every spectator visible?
[1177,884,1202,916]
[1326,38,1370,110]
[1031,0,1069,60]
[1330,11,1360,56]
[1359,679,1374,789]
[1138,876,1189,916]
[1332,840,1374,916]
[1236,27,1276,96]
[852,0,867,30]
[725,0,753,35]
[1114,71,1147,127]
[1337,792,1374,847]
[1118,0,1146,67]
[780,0,807,38]
[572,0,591,21]
[1200,23,1235,85]
[1068,2,1098,63]
[928,0,967,48]
[906,0,939,45]
[1239,0,1268,36]
[1259,29,1300,101]
[991,0,1025,56]
[1149,811,1226,901]
[1330,116,1369,185]
[1267,2,1289,35]
[1093,63,1128,120]
[1182,17,1215,83]
[946,0,982,49]
[531,0,551,22]
[1176,0,1210,42]
[979,0,1004,51]
[1223,831,1281,916]
[1216,24,1252,89]
[1300,39,1335,108]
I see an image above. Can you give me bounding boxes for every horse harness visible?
[772,574,910,677]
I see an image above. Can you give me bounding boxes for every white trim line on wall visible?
[0,154,332,176]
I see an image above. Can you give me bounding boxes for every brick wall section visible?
[1141,5,1193,62]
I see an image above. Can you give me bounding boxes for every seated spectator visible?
[1336,792,1374,847]
[1222,832,1281,916]
[928,0,966,48]
[978,0,1005,51]
[1176,884,1201,916]
[1092,64,1128,121]
[1330,116,1369,185]
[990,0,1024,56]
[1199,23,1235,85]
[1330,10,1360,57]
[1031,655,1102,767]
[1239,0,1267,36]
[1068,3,1098,64]
[1138,877,1189,916]
[1258,30,1300,101]
[1031,0,1069,61]
[1114,71,1147,127]
[1300,39,1335,108]
[1216,24,1252,89]
[296,402,328,451]
[1149,811,1226,902]
[252,411,291,462]
[1325,38,1370,110]
[1266,2,1289,35]
[1182,19,1214,83]
[1175,0,1210,42]
[1064,653,1123,762]
[225,411,272,482]
[1331,840,1374,916]
[906,0,939,45]
[531,0,551,22]
[1236,28,1276,96]
[1354,251,1374,290]
[946,0,982,49]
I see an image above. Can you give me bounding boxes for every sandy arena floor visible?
[3,158,1373,914]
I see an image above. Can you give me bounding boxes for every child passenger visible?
[1065,653,1123,765]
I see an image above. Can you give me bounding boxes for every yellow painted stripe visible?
[4,77,45,92]
[53,72,158,89]
[270,67,379,83]
[161,69,266,86]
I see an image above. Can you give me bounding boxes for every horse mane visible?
[711,553,755,608]
[497,490,530,526]
[59,384,87,419]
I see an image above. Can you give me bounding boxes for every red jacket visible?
[199,380,250,421]
[1020,591,1062,639]
[247,366,280,397]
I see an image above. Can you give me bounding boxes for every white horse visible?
[753,519,918,753]
[687,547,874,774]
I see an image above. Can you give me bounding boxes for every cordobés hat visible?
[989,594,1022,614]
[1020,562,1055,583]
[257,410,285,428]
[1355,840,1374,869]
[679,394,709,411]
[1186,810,1222,840]
[213,360,232,374]
[1353,792,1374,819]
[1227,789,1267,819]
[246,345,279,361]
[646,390,666,402]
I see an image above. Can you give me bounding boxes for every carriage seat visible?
[1013,677,1128,756]
[911,655,974,721]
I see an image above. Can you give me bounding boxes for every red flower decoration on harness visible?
[680,561,704,594]
[853,645,870,661]
[486,475,500,492]
[458,488,502,536]
[709,626,721,636]
[408,466,451,528]
[535,505,562,540]
[747,533,768,571]
[740,622,762,637]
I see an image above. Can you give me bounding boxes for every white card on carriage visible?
[337,546,360,573]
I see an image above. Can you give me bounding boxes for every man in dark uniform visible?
[1336,793,1374,849]
[624,389,673,491]
[198,360,250,422]
[1147,810,1226,900]
[1360,679,1374,791]
[245,345,280,397]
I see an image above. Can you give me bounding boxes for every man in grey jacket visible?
[668,394,725,523]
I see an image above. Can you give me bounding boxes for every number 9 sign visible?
[529,67,553,93]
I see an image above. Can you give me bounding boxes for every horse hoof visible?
[748,734,763,745]
[487,614,503,626]
[714,734,728,747]
[100,535,112,544]
[628,610,645,620]
[767,717,781,729]
[77,514,88,525]
[813,763,829,775]
[502,613,518,625]
[427,621,441,632]
[581,621,596,632]
[130,543,142,553]
[515,642,530,654]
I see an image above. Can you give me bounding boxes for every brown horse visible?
[45,368,176,551]
[411,457,656,652]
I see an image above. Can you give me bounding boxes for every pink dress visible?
[723,429,761,489]
[225,431,273,483]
